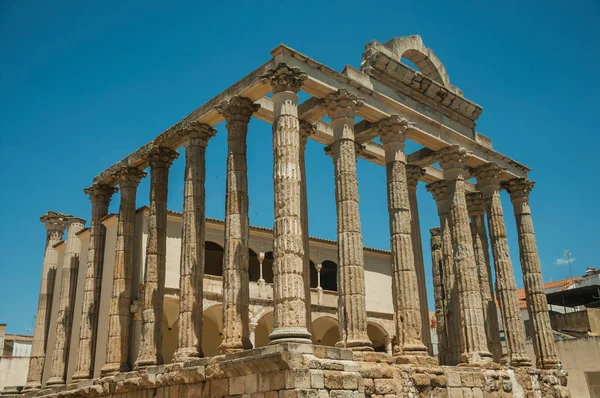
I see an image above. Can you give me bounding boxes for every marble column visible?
[474,164,531,367]
[216,96,258,353]
[101,167,146,375]
[466,192,503,362]
[324,89,372,351]
[73,184,117,380]
[506,178,559,369]
[436,145,491,365]
[264,64,312,343]
[426,181,461,365]
[47,217,86,386]
[135,146,178,368]
[429,227,447,365]
[406,164,432,355]
[300,121,315,335]
[24,212,69,391]
[377,116,428,359]
[173,123,215,361]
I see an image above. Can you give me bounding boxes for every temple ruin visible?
[9,35,571,397]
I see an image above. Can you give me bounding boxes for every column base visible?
[459,351,494,367]
[510,354,533,368]
[173,348,203,363]
[134,357,158,369]
[45,376,66,387]
[70,370,92,382]
[337,338,374,352]
[395,353,439,366]
[22,382,41,392]
[269,327,312,344]
[100,362,131,377]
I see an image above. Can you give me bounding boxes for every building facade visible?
[11,36,571,397]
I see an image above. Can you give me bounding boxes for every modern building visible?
[0,324,32,392]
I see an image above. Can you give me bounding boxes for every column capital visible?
[83,184,118,204]
[144,146,179,169]
[40,211,71,237]
[426,180,448,203]
[262,63,307,93]
[466,191,485,217]
[429,227,441,238]
[216,96,259,124]
[436,145,471,179]
[178,121,216,148]
[324,89,363,120]
[375,116,414,145]
[113,167,146,188]
[406,164,425,188]
[504,178,535,202]
[300,121,316,146]
[473,163,505,195]
[66,217,86,227]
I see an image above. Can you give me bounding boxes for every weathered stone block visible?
[447,372,461,388]
[310,370,325,389]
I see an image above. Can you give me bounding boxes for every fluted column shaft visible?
[47,217,86,386]
[377,117,428,358]
[25,212,69,390]
[73,185,117,380]
[174,124,215,361]
[437,146,491,365]
[427,182,461,365]
[429,228,447,364]
[475,164,531,367]
[324,90,371,351]
[466,192,503,362]
[216,97,257,353]
[264,65,312,343]
[299,123,314,335]
[101,168,146,375]
[506,178,559,369]
[406,164,432,355]
[135,147,178,368]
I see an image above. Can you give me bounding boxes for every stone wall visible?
[14,344,568,398]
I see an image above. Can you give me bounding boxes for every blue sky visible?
[1,1,598,335]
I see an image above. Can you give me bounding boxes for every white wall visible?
[11,341,31,357]
[0,357,30,390]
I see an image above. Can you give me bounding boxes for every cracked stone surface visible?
[466,191,503,363]
[24,212,70,391]
[265,64,311,343]
[506,178,559,370]
[173,123,215,361]
[47,217,86,386]
[135,147,178,368]
[101,167,146,375]
[429,227,448,365]
[324,89,372,351]
[216,96,258,353]
[474,164,531,367]
[377,116,428,358]
[406,164,432,355]
[437,146,491,365]
[73,184,117,381]
[427,180,461,365]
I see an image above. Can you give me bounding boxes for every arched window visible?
[205,241,224,276]
[261,251,274,283]
[321,260,337,292]
[248,249,260,282]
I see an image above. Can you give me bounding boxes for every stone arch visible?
[367,322,389,353]
[202,304,223,357]
[205,241,223,277]
[384,35,449,87]
[254,311,273,348]
[311,315,339,347]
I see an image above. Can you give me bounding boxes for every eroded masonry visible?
[11,36,570,397]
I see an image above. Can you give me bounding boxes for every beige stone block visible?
[472,387,483,398]
[373,378,395,394]
[251,393,265,398]
[211,378,229,397]
[231,375,246,395]
[310,370,325,389]
[285,369,311,389]
[246,374,258,393]
[447,372,461,387]
[271,371,285,390]
[258,372,271,392]
[448,387,463,398]
[266,392,279,398]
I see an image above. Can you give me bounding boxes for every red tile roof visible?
[514,277,580,308]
